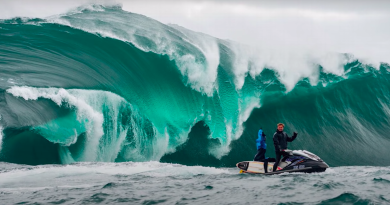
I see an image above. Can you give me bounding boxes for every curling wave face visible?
[0,4,390,166]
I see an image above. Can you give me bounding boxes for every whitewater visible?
[1,3,390,204]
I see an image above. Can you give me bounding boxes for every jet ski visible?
[236,150,329,175]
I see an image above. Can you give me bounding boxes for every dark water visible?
[1,162,390,205]
[0,4,390,204]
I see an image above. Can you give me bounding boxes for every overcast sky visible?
[1,0,390,64]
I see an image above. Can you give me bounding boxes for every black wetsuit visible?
[272,130,297,172]
[253,148,266,162]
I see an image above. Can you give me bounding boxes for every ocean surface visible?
[1,4,390,204]
[1,162,390,205]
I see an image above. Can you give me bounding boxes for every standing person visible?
[273,123,298,172]
[253,129,275,173]
[253,128,267,162]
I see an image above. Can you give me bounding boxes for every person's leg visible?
[273,152,281,172]
[263,159,268,173]
[253,150,261,161]
[253,148,266,161]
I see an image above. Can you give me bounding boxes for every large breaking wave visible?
[0,4,390,166]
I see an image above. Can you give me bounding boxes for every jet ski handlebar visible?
[281,149,293,156]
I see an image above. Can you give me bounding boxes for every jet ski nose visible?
[237,162,249,171]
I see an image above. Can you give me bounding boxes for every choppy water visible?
[1,162,389,204]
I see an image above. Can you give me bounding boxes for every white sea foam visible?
[120,1,390,93]
[5,86,174,162]
[0,162,231,187]
[226,43,352,91]
[45,7,221,96]
[168,25,220,94]
[43,3,362,94]
[0,113,2,151]
[0,126,3,152]
[2,2,390,94]
[7,86,104,162]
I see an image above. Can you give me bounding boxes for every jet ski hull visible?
[237,150,329,174]
[237,160,328,175]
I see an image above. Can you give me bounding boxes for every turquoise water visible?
[1,5,389,166]
[1,5,390,166]
[0,4,390,204]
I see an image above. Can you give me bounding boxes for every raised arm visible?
[287,132,298,142]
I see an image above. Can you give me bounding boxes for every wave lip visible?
[46,3,221,95]
[5,86,166,163]
[44,4,360,93]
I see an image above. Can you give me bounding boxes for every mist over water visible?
[0,2,390,204]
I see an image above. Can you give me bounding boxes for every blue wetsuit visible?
[254,129,276,173]
[256,129,267,150]
[254,129,267,162]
